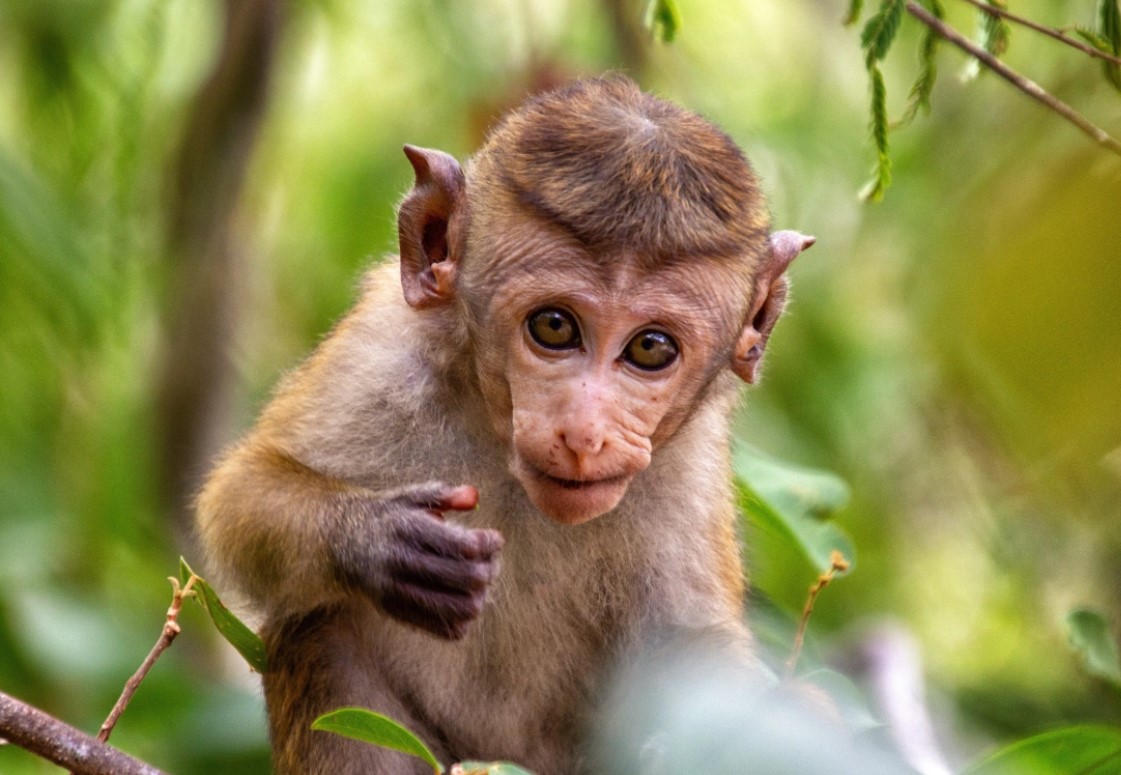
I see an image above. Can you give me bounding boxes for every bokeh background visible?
[1,0,1119,772]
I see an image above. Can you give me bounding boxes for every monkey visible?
[196,75,813,774]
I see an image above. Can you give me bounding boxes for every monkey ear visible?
[398,145,466,309]
[731,231,816,384]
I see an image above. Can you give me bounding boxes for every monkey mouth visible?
[513,457,633,524]
[538,471,629,490]
[525,464,630,492]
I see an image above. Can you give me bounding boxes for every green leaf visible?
[733,445,855,576]
[179,557,268,673]
[963,1,1010,81]
[861,63,893,202]
[799,669,884,734]
[980,1,1010,57]
[312,708,444,774]
[1097,0,1121,91]
[178,557,193,588]
[897,0,943,127]
[1074,26,1115,54]
[843,0,865,27]
[454,762,537,775]
[644,0,682,43]
[860,0,905,65]
[1066,608,1121,687]
[963,725,1121,775]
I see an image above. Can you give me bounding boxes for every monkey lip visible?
[530,467,629,491]
[518,463,633,525]
[526,466,632,491]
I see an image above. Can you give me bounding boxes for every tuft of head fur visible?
[470,75,770,266]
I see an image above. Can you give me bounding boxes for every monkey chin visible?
[516,465,631,526]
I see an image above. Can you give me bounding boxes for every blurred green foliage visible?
[1,0,1119,772]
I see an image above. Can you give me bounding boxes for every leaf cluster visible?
[847,0,1121,200]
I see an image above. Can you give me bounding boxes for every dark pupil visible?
[529,309,579,349]
[627,331,677,370]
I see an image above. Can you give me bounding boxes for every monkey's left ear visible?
[731,231,815,383]
[398,145,466,308]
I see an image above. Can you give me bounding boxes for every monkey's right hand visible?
[334,482,504,641]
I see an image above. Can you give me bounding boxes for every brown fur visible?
[474,76,769,263]
[197,76,805,774]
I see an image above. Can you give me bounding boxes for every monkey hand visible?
[335,482,504,640]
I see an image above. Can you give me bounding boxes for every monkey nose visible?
[559,428,606,466]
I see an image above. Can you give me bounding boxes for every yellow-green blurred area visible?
[1,0,1119,772]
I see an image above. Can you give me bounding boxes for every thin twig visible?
[786,551,850,677]
[956,0,1121,66]
[95,576,197,745]
[907,1,1121,156]
[0,691,166,775]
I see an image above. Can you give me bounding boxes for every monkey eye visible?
[527,307,582,350]
[623,330,678,371]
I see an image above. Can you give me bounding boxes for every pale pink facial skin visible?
[507,298,668,525]
[468,222,751,526]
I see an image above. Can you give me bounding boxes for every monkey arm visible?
[197,443,502,638]
[196,266,504,636]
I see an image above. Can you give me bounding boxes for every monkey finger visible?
[438,485,479,512]
[389,552,498,595]
[382,582,485,640]
[470,528,504,558]
[397,517,503,561]
[391,482,479,513]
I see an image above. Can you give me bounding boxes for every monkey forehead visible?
[470,76,770,262]
[471,237,754,339]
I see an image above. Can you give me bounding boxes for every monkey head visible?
[395,77,812,525]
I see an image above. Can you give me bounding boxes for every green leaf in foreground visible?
[963,725,1121,775]
[454,762,537,775]
[860,0,905,65]
[1098,0,1121,91]
[312,708,444,774]
[843,0,866,27]
[861,62,892,202]
[1066,608,1121,687]
[733,445,855,576]
[898,5,942,127]
[962,1,1011,81]
[179,557,268,673]
[644,0,682,43]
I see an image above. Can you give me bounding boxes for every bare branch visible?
[907,1,1121,156]
[956,0,1121,66]
[94,576,197,745]
[0,691,166,775]
[786,551,850,677]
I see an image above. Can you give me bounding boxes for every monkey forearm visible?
[198,441,503,637]
[196,441,370,616]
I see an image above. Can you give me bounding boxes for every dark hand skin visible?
[333,483,504,640]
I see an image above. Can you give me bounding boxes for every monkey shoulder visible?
[255,262,477,486]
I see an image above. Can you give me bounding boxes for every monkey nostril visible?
[559,429,607,460]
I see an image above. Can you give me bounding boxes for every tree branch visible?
[94,577,196,745]
[0,691,166,775]
[906,1,1121,156]
[956,0,1121,67]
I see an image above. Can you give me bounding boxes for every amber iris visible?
[624,330,678,370]
[528,308,582,350]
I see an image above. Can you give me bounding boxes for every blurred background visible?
[1,0,1119,772]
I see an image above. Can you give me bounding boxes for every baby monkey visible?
[197,75,813,774]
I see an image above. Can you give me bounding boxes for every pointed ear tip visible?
[802,235,816,250]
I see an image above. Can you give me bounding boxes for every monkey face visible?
[469,234,749,526]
